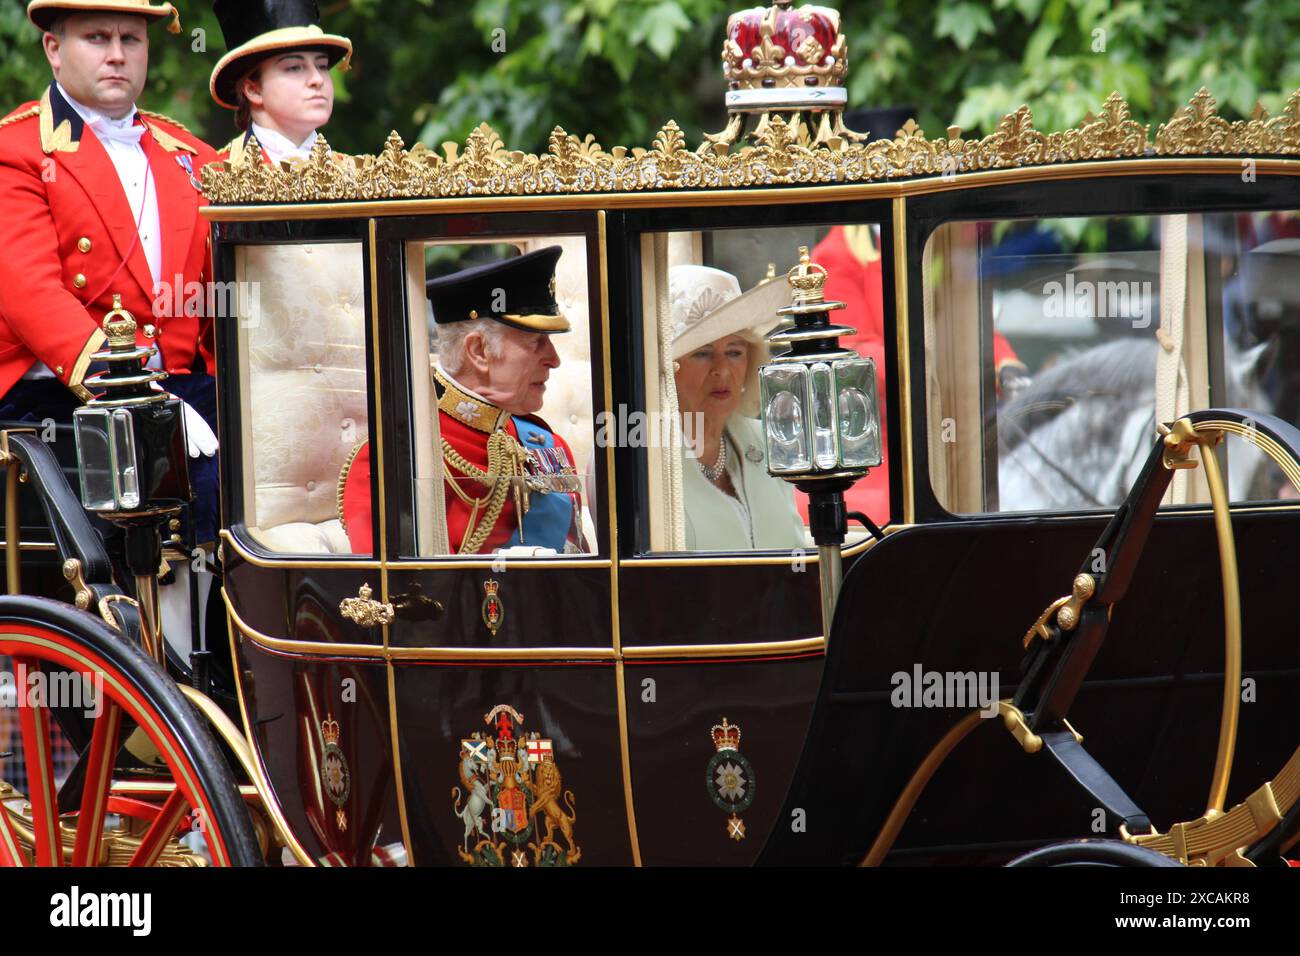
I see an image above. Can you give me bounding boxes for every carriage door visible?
[372,211,634,866]
[609,206,894,864]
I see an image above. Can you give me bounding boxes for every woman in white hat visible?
[209,0,352,165]
[670,265,806,551]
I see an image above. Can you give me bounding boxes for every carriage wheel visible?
[0,595,262,866]
[1005,839,1184,867]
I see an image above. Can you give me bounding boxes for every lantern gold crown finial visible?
[787,246,830,304]
[102,293,137,350]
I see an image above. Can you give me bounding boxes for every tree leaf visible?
[635,2,694,61]
[936,3,996,51]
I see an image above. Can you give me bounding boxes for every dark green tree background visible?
[2,0,1297,153]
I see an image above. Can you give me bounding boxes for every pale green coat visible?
[682,416,807,551]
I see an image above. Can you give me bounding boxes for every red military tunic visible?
[339,370,581,555]
[0,84,219,400]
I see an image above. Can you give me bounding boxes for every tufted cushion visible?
[241,243,368,553]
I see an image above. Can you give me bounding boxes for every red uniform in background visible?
[806,225,1023,526]
[0,84,218,401]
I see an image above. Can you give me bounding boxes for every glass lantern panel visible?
[809,361,837,470]
[111,408,140,510]
[834,357,882,469]
[761,364,811,473]
[73,408,116,511]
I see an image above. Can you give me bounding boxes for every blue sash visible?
[504,417,575,551]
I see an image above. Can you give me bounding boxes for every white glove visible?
[181,401,219,458]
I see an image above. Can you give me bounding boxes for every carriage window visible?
[924,212,1300,514]
[234,242,370,556]
[373,235,597,558]
[638,224,882,554]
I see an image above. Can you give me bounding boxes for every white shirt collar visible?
[249,121,319,165]
[55,81,139,132]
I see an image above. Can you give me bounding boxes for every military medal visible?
[452,705,580,867]
[320,714,350,832]
[706,718,755,840]
[175,154,203,192]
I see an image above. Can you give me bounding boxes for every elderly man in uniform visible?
[340,247,586,555]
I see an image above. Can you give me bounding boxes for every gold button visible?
[55,365,64,375]
[469,310,478,319]
[77,237,91,253]
[73,274,86,288]
[143,325,156,338]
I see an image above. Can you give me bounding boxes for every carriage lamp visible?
[73,295,192,666]
[73,295,191,515]
[759,247,882,639]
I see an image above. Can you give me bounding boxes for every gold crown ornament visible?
[722,1,847,95]
[711,717,742,752]
[322,713,341,746]
[705,1,864,151]
[102,294,138,350]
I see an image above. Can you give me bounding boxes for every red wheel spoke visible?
[127,788,188,868]
[71,699,122,867]
[15,657,61,866]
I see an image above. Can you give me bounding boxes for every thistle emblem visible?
[320,713,350,832]
[706,717,755,841]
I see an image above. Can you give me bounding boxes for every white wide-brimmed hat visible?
[670,264,788,417]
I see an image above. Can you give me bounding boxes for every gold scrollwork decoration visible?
[200,86,1300,206]
[339,583,395,628]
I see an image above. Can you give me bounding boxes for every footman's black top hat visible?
[427,247,570,334]
[210,0,352,110]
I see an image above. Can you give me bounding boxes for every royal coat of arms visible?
[706,717,754,840]
[451,704,579,866]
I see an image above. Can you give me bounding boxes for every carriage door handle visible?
[340,582,443,627]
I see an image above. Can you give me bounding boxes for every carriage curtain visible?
[1156,214,1211,505]
[643,232,687,551]
[409,243,451,556]
[922,222,985,513]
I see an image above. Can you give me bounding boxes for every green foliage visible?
[0,0,1296,155]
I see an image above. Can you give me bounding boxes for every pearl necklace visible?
[699,435,727,483]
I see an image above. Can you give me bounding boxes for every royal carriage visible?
[1,0,1298,868]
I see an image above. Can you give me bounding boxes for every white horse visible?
[998,337,1274,511]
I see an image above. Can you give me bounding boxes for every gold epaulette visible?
[139,109,194,136]
[0,105,40,132]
